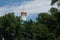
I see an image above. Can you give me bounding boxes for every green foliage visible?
[49,7,58,14]
[0,7,60,40]
[51,0,58,5]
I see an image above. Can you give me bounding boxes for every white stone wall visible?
[21,16,26,21]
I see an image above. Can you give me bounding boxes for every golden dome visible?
[21,11,27,14]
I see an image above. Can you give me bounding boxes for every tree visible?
[35,12,57,40]
[0,13,22,40]
[51,0,58,5]
[49,8,60,39]
[22,19,34,40]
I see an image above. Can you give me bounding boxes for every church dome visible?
[21,11,27,14]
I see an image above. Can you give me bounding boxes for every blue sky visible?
[0,0,57,21]
[0,0,33,6]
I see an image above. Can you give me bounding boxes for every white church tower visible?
[21,1,27,21]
